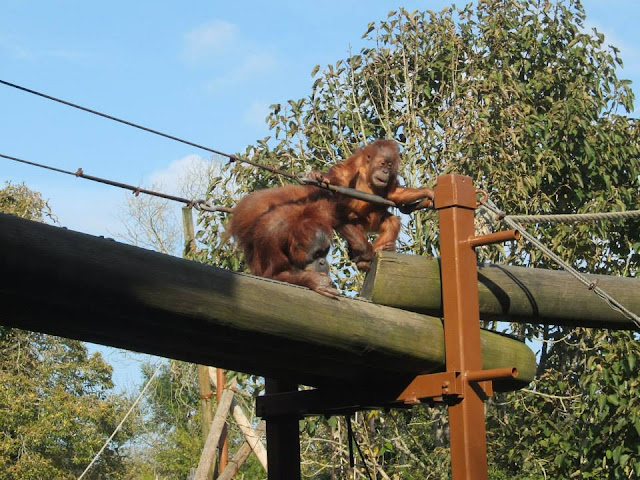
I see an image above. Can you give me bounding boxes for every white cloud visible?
[181,19,279,92]
[243,101,271,128]
[44,183,124,237]
[183,20,237,62]
[0,34,90,62]
[46,49,92,61]
[146,154,210,196]
[206,52,277,92]
[0,34,31,59]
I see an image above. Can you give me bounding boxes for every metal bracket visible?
[397,367,518,405]
[256,367,518,419]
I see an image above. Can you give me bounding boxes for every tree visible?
[0,182,136,479]
[0,181,56,223]
[115,161,261,477]
[117,154,235,258]
[199,0,639,478]
[129,361,265,480]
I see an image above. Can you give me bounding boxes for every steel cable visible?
[482,200,640,330]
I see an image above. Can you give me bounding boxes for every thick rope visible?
[505,210,640,224]
[482,200,640,330]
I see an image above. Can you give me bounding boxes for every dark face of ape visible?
[303,229,331,275]
[368,146,398,190]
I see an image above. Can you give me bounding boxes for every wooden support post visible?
[232,402,269,470]
[265,379,301,480]
[182,206,197,257]
[210,367,268,471]
[217,422,267,480]
[435,175,488,480]
[183,206,228,478]
[197,366,214,438]
[197,366,214,479]
[194,384,235,480]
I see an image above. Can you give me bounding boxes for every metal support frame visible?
[265,378,301,480]
[435,174,515,479]
[216,369,229,475]
[260,174,519,480]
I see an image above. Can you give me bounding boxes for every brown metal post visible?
[183,207,228,477]
[434,174,488,480]
[265,378,301,480]
[216,369,229,473]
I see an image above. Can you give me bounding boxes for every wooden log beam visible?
[362,251,639,329]
[0,213,535,391]
[194,384,235,480]
[217,422,266,480]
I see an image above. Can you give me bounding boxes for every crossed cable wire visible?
[479,199,640,330]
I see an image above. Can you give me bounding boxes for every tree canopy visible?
[197,0,639,478]
[0,182,136,479]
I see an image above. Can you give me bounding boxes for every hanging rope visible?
[345,415,374,480]
[481,199,640,330]
[77,364,162,480]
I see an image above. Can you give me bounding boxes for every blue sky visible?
[2,0,639,390]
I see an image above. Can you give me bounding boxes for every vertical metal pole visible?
[183,207,227,478]
[265,378,301,480]
[434,175,488,480]
[216,369,229,473]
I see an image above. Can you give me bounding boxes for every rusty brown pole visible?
[217,368,229,474]
[435,174,489,480]
[183,207,228,477]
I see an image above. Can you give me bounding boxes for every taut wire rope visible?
[0,152,232,213]
[0,79,403,209]
[77,364,162,480]
[481,199,640,330]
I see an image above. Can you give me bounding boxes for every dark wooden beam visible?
[362,251,639,329]
[0,213,536,390]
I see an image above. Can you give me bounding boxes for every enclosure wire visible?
[0,79,401,208]
[77,364,161,480]
[481,200,640,330]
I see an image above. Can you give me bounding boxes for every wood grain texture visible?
[362,251,638,329]
[0,213,535,390]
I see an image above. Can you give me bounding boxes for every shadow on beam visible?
[0,213,536,390]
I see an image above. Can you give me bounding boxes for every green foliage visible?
[0,181,56,223]
[0,181,135,479]
[133,361,266,479]
[197,0,639,478]
[0,329,134,480]
[489,329,640,479]
[131,361,205,479]
[194,166,247,271]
